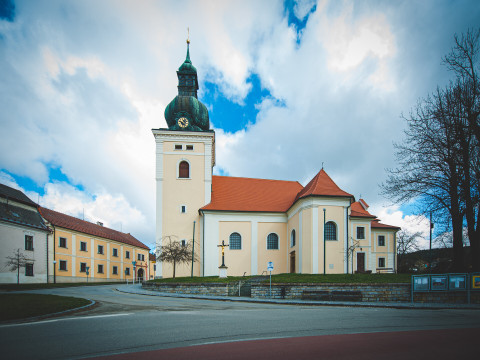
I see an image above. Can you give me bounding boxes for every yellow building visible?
[153,43,399,278]
[39,207,150,283]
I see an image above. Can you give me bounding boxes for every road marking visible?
[0,313,131,328]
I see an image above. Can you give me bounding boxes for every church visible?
[153,42,399,278]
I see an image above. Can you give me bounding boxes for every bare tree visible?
[346,237,360,274]
[382,29,480,271]
[443,28,480,271]
[5,249,33,284]
[396,230,422,256]
[156,235,197,279]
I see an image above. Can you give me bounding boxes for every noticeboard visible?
[472,275,480,290]
[413,276,430,291]
[448,274,467,291]
[431,275,447,291]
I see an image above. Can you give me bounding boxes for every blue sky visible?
[1,0,479,248]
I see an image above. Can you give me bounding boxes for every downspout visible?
[323,208,326,275]
[346,205,350,274]
[393,231,397,273]
[52,224,56,284]
[201,210,205,277]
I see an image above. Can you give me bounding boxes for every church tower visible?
[152,40,215,278]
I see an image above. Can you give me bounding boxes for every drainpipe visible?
[200,210,205,277]
[346,205,350,274]
[323,208,326,275]
[52,224,56,284]
[191,221,196,277]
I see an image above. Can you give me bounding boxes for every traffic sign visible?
[267,262,274,271]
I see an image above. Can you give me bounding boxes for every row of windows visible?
[57,237,145,259]
[226,232,280,250]
[59,260,134,275]
[226,226,387,249]
[174,144,194,151]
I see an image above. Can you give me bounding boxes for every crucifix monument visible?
[217,240,229,278]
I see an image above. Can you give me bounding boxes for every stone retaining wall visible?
[142,282,231,296]
[251,283,411,302]
[142,282,480,303]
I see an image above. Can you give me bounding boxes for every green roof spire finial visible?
[185,27,191,63]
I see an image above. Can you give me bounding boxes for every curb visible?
[0,298,96,325]
[115,286,480,310]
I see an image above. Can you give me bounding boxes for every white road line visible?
[0,313,131,328]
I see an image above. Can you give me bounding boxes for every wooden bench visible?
[376,268,394,273]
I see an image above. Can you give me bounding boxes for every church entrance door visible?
[290,251,296,273]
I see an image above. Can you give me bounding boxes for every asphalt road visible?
[1,285,479,359]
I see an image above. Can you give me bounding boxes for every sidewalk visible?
[116,284,480,310]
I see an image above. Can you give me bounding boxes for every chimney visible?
[97,221,103,226]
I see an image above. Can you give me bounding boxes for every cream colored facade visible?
[47,227,150,283]
[153,129,398,278]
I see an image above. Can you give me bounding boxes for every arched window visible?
[229,232,241,250]
[325,221,337,240]
[179,161,189,178]
[290,229,296,247]
[267,233,279,250]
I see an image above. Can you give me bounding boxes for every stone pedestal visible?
[218,265,228,278]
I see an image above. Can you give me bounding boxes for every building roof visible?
[149,253,156,262]
[350,201,376,218]
[371,219,401,230]
[294,169,353,202]
[0,183,37,207]
[201,176,303,212]
[0,202,50,231]
[39,207,150,250]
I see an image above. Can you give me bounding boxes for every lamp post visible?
[86,266,90,283]
[429,212,434,273]
[323,208,326,275]
[132,261,136,284]
[53,260,56,284]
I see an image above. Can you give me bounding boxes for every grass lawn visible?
[0,294,91,321]
[147,273,411,284]
[0,282,121,292]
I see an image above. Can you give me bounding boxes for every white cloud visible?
[1,0,477,250]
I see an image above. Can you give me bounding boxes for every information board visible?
[413,276,430,291]
[431,275,447,291]
[448,274,466,290]
[472,275,480,290]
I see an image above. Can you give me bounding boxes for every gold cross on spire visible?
[187,27,190,44]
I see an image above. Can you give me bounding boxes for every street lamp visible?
[86,266,90,283]
[132,261,136,284]
[53,260,57,284]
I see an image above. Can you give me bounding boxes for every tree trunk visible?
[173,259,176,279]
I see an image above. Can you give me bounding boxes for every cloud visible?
[1,0,479,250]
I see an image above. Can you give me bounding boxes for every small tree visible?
[156,235,197,278]
[5,249,32,284]
[346,237,360,274]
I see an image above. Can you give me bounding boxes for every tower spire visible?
[186,27,191,63]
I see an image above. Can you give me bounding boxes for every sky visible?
[1,0,479,250]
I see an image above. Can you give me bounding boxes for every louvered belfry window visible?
[179,161,189,178]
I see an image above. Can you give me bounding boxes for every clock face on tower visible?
[177,117,189,128]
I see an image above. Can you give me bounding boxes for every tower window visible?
[291,229,296,247]
[179,161,190,178]
[175,144,182,150]
[181,205,186,213]
[186,145,194,150]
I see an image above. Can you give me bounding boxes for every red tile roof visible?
[39,207,150,250]
[201,176,303,212]
[149,253,156,261]
[371,219,401,230]
[294,169,353,202]
[350,201,376,218]
[359,198,369,209]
